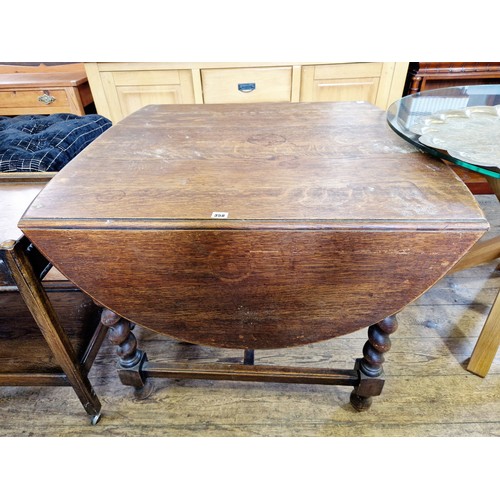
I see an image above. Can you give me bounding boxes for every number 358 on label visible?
[211,212,229,219]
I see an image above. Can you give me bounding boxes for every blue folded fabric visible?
[0,113,112,172]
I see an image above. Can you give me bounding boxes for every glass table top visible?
[386,84,500,179]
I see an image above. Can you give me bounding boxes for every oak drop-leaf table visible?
[18,102,488,410]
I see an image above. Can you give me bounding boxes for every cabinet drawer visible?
[202,67,292,103]
[111,70,183,86]
[0,89,69,112]
[300,64,384,105]
[313,63,384,79]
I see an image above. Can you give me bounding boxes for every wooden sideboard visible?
[405,62,500,195]
[84,62,409,123]
[407,62,500,94]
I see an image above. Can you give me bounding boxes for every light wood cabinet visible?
[84,64,197,123]
[300,63,408,109]
[85,62,408,123]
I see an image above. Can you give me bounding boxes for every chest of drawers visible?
[0,71,93,116]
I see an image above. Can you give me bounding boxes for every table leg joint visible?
[350,315,397,411]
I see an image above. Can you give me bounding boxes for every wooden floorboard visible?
[1,195,500,437]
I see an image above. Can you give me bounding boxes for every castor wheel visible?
[90,413,102,425]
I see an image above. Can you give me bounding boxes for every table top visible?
[20,101,486,232]
[0,71,88,88]
[18,102,487,349]
[387,84,500,178]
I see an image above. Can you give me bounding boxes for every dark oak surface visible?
[22,102,486,226]
[20,102,488,350]
[3,196,500,435]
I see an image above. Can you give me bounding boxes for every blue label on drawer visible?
[238,82,256,92]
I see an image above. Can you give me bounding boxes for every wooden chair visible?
[0,175,107,424]
[448,176,500,377]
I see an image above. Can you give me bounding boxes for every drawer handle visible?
[238,82,256,93]
[38,92,56,105]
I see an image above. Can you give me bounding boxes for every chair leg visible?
[448,235,500,273]
[4,239,102,421]
[467,288,500,377]
[446,230,500,377]
[444,176,500,377]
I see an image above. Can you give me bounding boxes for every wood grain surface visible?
[19,102,488,350]
[2,192,500,438]
[21,102,487,225]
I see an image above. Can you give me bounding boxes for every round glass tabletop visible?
[386,84,500,178]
